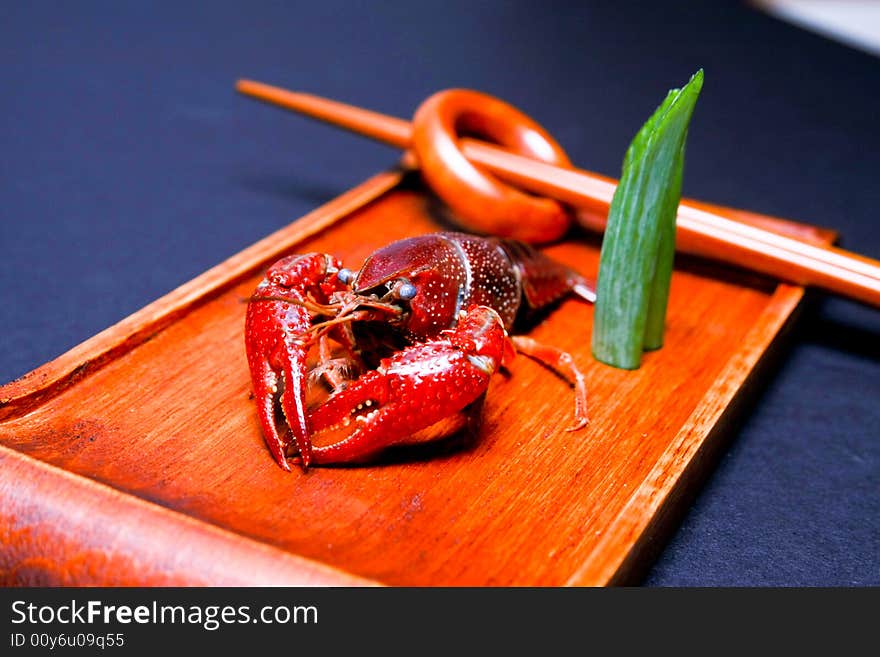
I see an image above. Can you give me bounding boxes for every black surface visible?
[2,1,877,586]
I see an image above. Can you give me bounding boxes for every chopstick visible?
[236,79,880,308]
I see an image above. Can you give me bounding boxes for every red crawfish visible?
[245,231,595,470]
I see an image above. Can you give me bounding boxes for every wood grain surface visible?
[0,171,815,586]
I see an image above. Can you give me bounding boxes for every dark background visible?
[2,1,877,585]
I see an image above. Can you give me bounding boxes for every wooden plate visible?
[0,169,813,586]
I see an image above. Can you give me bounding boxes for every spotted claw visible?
[245,253,343,470]
[303,305,513,465]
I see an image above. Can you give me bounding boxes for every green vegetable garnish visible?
[591,69,703,369]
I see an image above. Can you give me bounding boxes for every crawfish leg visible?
[510,335,588,430]
[312,333,356,394]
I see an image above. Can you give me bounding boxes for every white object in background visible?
[754,0,880,57]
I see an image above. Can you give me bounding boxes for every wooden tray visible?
[0,169,813,586]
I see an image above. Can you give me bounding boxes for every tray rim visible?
[0,442,379,586]
[569,283,806,584]
[0,169,813,586]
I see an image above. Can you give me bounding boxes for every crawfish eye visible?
[397,280,417,300]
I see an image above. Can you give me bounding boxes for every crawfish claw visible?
[304,305,511,465]
[249,357,292,471]
[245,253,343,471]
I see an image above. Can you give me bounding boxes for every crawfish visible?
[245,231,595,470]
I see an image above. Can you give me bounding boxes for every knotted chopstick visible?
[236,79,880,308]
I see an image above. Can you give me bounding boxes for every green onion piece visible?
[642,137,684,350]
[591,69,703,369]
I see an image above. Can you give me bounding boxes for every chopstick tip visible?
[236,78,257,94]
